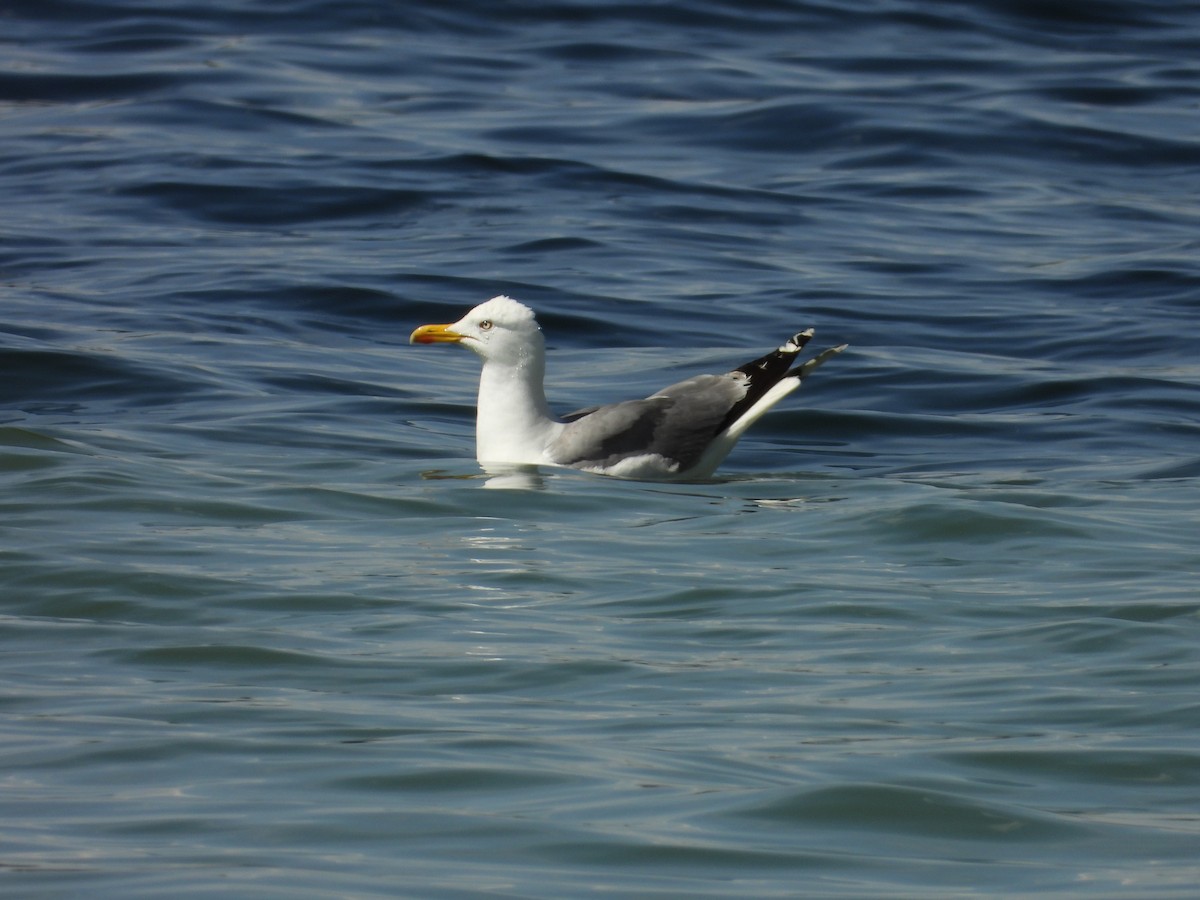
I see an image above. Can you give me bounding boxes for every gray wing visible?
[550,373,748,471]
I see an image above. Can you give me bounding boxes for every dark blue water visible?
[4,1,1200,896]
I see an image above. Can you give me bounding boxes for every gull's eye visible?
[479,320,493,331]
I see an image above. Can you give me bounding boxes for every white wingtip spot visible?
[780,328,815,353]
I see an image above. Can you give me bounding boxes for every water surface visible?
[3,1,1200,896]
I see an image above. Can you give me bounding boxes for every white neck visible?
[474,342,561,465]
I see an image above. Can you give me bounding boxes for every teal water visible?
[5,0,1200,895]
[5,368,1199,896]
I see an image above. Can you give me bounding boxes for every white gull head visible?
[447,295,543,366]
[410,296,560,466]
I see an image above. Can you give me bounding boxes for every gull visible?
[411,296,845,480]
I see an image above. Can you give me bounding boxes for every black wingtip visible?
[778,328,815,354]
[737,327,815,379]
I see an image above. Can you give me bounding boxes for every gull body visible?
[410,296,845,480]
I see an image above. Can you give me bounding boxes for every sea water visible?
[3,1,1199,896]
